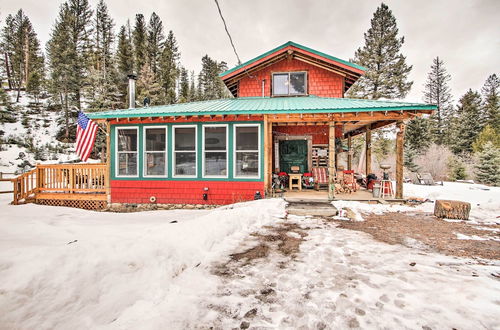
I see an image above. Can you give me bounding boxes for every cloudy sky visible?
[1,0,499,102]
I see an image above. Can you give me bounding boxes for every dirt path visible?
[335,212,500,260]
[179,205,500,329]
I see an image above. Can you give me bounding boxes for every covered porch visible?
[262,108,432,201]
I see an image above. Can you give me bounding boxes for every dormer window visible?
[272,72,307,96]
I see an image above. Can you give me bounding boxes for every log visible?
[434,200,471,220]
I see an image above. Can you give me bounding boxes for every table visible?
[289,173,302,191]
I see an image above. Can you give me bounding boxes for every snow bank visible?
[0,198,286,329]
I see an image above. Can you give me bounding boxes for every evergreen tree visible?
[178,67,189,103]
[347,3,412,99]
[147,12,164,74]
[475,142,500,186]
[116,25,134,107]
[132,14,147,75]
[423,57,453,144]
[1,10,45,102]
[403,146,420,172]
[447,156,467,180]
[448,89,483,154]
[136,63,161,106]
[404,116,432,154]
[158,30,179,104]
[93,0,114,80]
[472,125,500,153]
[188,70,197,101]
[481,74,499,130]
[198,55,229,100]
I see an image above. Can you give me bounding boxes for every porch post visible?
[263,115,273,196]
[328,122,336,200]
[105,120,111,205]
[395,121,405,199]
[347,135,352,171]
[365,125,372,176]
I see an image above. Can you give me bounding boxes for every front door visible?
[279,140,308,173]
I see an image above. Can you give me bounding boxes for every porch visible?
[262,110,426,200]
[11,163,109,210]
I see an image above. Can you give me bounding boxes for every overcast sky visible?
[1,0,499,102]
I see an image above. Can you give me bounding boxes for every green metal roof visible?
[219,41,366,78]
[87,96,436,119]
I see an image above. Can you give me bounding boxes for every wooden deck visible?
[11,164,108,210]
[284,188,399,204]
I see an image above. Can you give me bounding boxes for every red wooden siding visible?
[273,124,343,144]
[111,180,264,205]
[238,58,344,98]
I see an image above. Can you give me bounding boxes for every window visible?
[173,126,197,176]
[144,127,167,177]
[272,72,307,96]
[116,128,138,176]
[203,125,227,177]
[234,125,260,178]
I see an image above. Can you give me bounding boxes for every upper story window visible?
[272,72,307,96]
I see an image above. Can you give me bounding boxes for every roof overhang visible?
[220,41,366,97]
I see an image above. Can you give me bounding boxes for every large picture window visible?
[203,125,227,177]
[234,125,260,178]
[173,126,197,177]
[272,72,307,96]
[144,127,167,176]
[116,127,138,176]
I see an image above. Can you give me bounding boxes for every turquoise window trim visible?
[110,121,264,182]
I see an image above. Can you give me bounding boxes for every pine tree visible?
[1,9,45,102]
[423,57,453,144]
[472,125,500,153]
[132,14,147,75]
[404,116,432,154]
[448,89,483,154]
[347,3,413,99]
[136,63,161,106]
[475,142,500,186]
[158,30,179,104]
[403,146,420,172]
[178,67,189,103]
[189,70,197,101]
[93,0,114,80]
[447,156,467,180]
[116,25,134,107]
[198,55,229,100]
[481,74,499,130]
[147,12,164,74]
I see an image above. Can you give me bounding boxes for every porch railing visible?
[11,163,108,205]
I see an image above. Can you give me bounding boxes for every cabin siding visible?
[238,58,344,98]
[110,180,264,205]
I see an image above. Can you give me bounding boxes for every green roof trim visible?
[219,41,366,78]
[87,96,436,119]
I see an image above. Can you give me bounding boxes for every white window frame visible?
[233,124,261,179]
[202,124,229,178]
[272,71,308,96]
[143,126,168,178]
[115,126,139,178]
[172,125,198,178]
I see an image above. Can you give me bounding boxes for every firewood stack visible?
[434,200,471,220]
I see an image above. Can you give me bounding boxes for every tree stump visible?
[434,200,471,220]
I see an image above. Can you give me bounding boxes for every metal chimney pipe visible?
[127,74,137,109]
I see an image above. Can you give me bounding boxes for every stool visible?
[378,180,394,198]
[289,173,302,191]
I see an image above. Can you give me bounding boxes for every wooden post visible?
[263,115,273,196]
[347,135,352,171]
[105,121,111,205]
[365,125,372,175]
[328,122,336,200]
[395,121,405,199]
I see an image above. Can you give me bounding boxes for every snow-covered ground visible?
[0,187,499,329]
[333,181,500,224]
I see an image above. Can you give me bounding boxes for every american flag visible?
[76,111,98,161]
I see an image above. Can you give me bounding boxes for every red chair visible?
[312,167,328,191]
[343,170,357,192]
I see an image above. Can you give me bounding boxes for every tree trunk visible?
[4,53,13,90]
[434,200,471,220]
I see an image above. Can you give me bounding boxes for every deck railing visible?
[11,163,108,205]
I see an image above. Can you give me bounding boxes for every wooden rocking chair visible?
[312,167,328,191]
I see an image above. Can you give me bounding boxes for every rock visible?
[409,262,416,266]
[244,308,257,318]
[240,321,250,329]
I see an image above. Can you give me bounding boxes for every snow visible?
[0,198,286,329]
[333,182,500,224]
